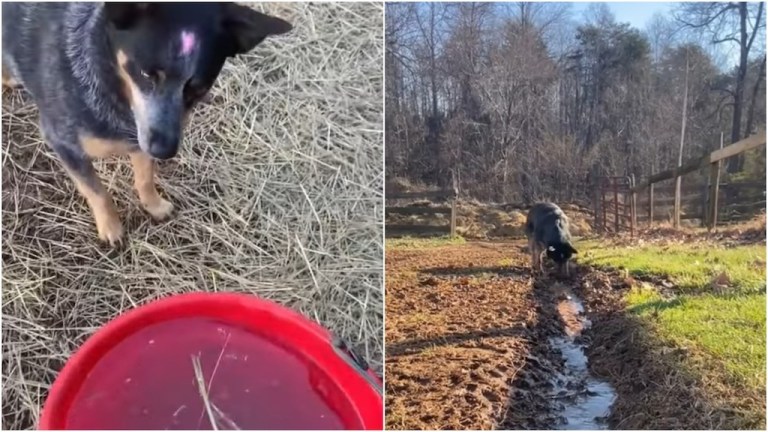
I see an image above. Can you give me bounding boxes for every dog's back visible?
[525,202,571,246]
[3,3,74,96]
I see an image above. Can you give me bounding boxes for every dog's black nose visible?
[148,129,179,160]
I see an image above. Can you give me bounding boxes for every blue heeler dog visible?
[2,3,291,246]
[525,202,578,277]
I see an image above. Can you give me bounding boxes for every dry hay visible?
[1,3,383,430]
[385,200,593,239]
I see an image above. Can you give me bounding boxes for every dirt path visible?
[385,242,532,429]
[385,240,761,430]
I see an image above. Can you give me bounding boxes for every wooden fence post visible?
[630,174,637,237]
[450,174,458,237]
[701,180,709,228]
[613,179,619,233]
[602,189,607,234]
[450,198,457,237]
[593,176,601,233]
[708,132,725,230]
[648,183,654,226]
[673,172,681,229]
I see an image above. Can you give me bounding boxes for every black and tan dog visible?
[525,202,578,277]
[2,3,291,245]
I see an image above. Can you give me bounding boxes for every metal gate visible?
[593,176,636,237]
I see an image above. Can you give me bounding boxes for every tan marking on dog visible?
[2,68,20,88]
[65,168,123,245]
[116,50,147,124]
[129,152,174,220]
[528,237,544,274]
[80,135,134,159]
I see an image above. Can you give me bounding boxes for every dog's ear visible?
[222,3,292,56]
[104,3,154,30]
[567,243,578,255]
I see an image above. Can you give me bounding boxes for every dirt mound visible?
[386,200,594,239]
[386,177,431,195]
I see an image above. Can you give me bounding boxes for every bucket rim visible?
[39,292,382,430]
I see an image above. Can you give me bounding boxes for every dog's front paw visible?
[96,214,124,246]
[143,197,174,221]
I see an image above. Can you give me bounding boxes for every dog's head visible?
[104,3,291,159]
[546,242,577,264]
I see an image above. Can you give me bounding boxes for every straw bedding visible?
[1,3,383,429]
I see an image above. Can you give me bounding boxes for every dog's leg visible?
[537,243,545,274]
[528,237,539,274]
[56,148,123,245]
[129,151,174,220]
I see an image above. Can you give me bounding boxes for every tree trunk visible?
[745,56,766,138]
[727,2,749,173]
[674,51,689,229]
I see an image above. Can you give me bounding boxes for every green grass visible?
[387,235,466,250]
[626,287,765,389]
[579,239,766,395]
[578,240,766,294]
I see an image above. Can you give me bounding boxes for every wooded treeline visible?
[385,2,766,204]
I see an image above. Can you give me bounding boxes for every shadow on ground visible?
[386,325,529,357]
[420,265,529,278]
[574,266,765,430]
[500,274,574,429]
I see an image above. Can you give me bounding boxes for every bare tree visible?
[745,55,767,136]
[675,2,765,172]
[675,49,690,229]
[385,2,766,208]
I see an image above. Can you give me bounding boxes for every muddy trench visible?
[504,264,764,430]
[502,268,616,430]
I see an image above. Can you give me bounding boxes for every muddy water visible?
[549,288,616,430]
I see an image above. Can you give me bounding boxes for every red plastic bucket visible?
[39,292,382,430]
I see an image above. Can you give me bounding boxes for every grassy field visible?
[581,241,766,294]
[578,239,766,403]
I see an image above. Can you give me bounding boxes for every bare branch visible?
[674,3,739,29]
[746,2,764,54]
[713,36,740,44]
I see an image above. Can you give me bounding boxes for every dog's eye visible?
[139,69,164,84]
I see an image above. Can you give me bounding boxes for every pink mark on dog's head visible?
[180,31,197,56]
